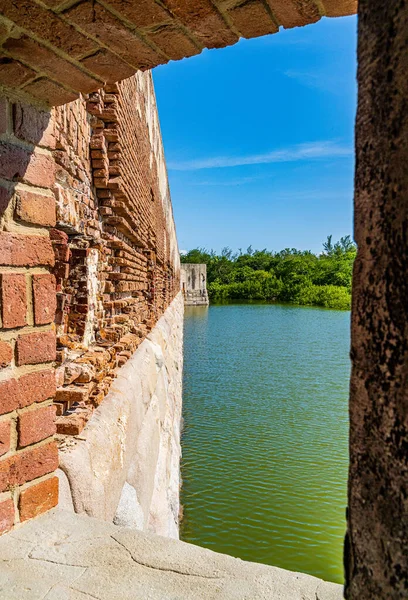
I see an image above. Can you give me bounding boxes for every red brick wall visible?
[0,98,59,533]
[0,72,179,532]
[52,72,179,435]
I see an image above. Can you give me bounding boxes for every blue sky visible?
[153,15,357,254]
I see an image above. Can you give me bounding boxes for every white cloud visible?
[167,141,352,171]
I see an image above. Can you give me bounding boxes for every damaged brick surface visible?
[0,71,179,532]
[0,1,357,107]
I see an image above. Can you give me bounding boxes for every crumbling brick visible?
[19,476,58,521]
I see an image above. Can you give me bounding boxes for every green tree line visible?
[181,236,356,310]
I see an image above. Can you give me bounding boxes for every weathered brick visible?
[19,476,58,522]
[55,386,89,404]
[56,412,87,435]
[0,441,58,492]
[80,50,135,83]
[18,404,56,447]
[53,244,70,263]
[0,233,55,267]
[50,229,69,244]
[65,2,164,70]
[0,98,8,135]
[0,420,11,457]
[162,0,238,48]
[0,497,14,534]
[147,25,200,61]
[22,79,78,107]
[263,0,320,29]
[16,331,56,366]
[102,0,170,28]
[0,341,12,369]
[0,57,36,88]
[3,36,102,94]
[227,0,278,38]
[13,102,55,148]
[19,370,56,409]
[0,22,9,41]
[0,141,55,188]
[15,190,56,227]
[0,379,20,415]
[0,0,97,57]
[32,274,56,325]
[0,273,27,329]
[0,186,11,219]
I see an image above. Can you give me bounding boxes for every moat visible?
[181,303,350,584]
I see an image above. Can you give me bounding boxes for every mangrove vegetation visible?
[180,236,356,310]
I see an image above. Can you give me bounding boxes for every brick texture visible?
[0,273,27,329]
[0,233,54,267]
[0,0,356,106]
[0,340,12,369]
[0,97,59,534]
[33,274,56,325]
[0,379,20,415]
[18,405,56,447]
[19,476,58,522]
[16,331,56,366]
[0,420,11,456]
[0,441,58,493]
[19,370,56,409]
[15,191,56,227]
[0,498,14,534]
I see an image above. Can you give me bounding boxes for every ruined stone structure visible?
[0,0,407,599]
[181,263,209,306]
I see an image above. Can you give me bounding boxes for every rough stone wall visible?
[0,71,180,534]
[0,1,357,107]
[181,263,209,306]
[345,1,408,598]
[57,292,184,538]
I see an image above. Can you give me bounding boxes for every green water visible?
[180,303,350,584]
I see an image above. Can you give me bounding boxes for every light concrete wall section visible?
[0,510,344,600]
[181,263,209,306]
[57,292,184,538]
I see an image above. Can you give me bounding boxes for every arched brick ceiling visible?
[0,0,357,106]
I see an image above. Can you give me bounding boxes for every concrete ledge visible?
[0,510,343,599]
